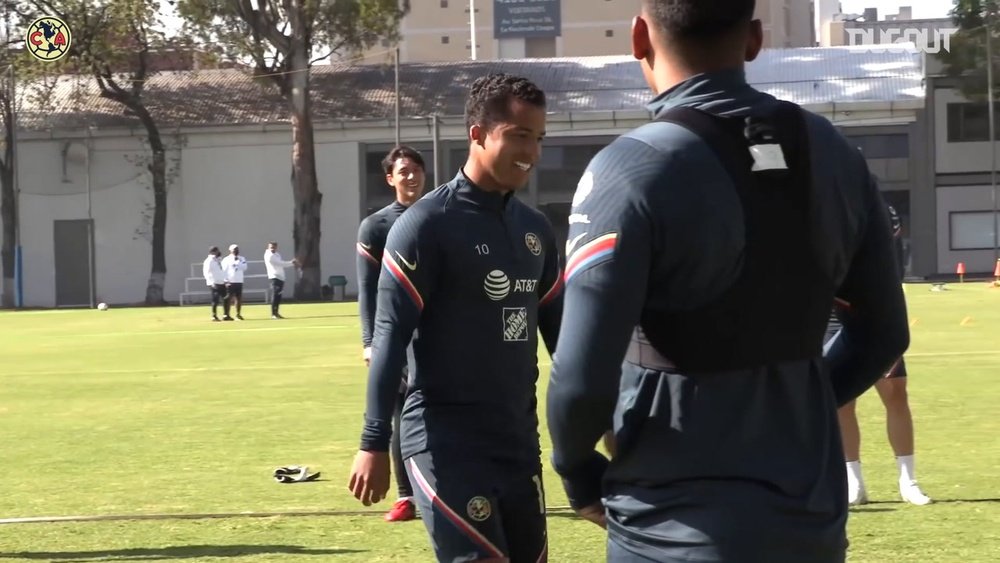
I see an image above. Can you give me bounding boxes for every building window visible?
[846,134,909,158]
[605,30,613,37]
[441,36,450,44]
[949,211,998,250]
[947,102,1000,142]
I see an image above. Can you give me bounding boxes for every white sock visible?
[897,455,916,484]
[846,460,864,489]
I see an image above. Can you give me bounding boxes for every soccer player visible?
[221,244,247,321]
[832,204,931,506]
[264,242,298,319]
[348,73,563,562]
[355,145,428,522]
[202,245,227,321]
[545,2,909,562]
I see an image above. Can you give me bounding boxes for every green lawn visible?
[0,282,998,561]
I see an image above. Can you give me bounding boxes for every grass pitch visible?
[0,282,998,561]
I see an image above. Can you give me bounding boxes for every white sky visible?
[837,0,955,20]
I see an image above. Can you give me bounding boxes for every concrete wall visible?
[928,82,1000,274]
[12,101,922,307]
[17,128,361,307]
[935,185,1000,273]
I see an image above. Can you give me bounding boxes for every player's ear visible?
[385,172,394,186]
[631,15,652,61]
[745,19,764,62]
[469,123,486,147]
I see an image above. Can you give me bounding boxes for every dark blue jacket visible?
[357,201,409,348]
[546,69,909,562]
[360,170,563,469]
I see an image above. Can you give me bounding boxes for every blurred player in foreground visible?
[545,1,909,561]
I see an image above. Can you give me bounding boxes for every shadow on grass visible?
[0,545,361,561]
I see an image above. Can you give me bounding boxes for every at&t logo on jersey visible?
[484,270,511,301]
[483,270,538,301]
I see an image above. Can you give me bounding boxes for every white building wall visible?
[19,136,158,307]
[17,128,361,307]
[12,104,919,307]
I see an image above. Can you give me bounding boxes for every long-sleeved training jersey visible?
[546,69,909,562]
[360,170,564,468]
[357,201,409,348]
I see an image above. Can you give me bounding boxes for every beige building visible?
[346,0,816,64]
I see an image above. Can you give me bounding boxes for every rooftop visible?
[19,45,925,132]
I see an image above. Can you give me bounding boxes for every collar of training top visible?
[647,68,757,118]
[453,169,514,211]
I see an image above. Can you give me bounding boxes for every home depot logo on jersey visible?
[503,307,528,342]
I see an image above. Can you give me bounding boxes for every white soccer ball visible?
[97,302,109,311]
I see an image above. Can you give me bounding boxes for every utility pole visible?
[469,0,477,60]
[987,9,999,265]
[394,45,401,146]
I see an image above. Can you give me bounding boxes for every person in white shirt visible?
[202,246,228,321]
[264,241,298,319]
[220,244,248,320]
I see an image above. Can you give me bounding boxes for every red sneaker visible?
[384,498,416,522]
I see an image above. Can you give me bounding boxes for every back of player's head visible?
[642,0,756,43]
[208,245,219,255]
[382,145,426,175]
[464,73,546,133]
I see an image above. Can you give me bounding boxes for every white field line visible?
[0,505,576,525]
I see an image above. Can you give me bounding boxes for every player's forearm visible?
[827,310,908,405]
[356,260,379,346]
[547,372,613,509]
[359,316,415,451]
[827,194,909,405]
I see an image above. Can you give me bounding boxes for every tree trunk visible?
[133,103,168,305]
[288,51,322,301]
[1,94,15,309]
[1,158,14,309]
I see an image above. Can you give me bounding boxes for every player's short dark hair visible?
[464,73,546,132]
[382,145,426,175]
[208,245,219,254]
[643,0,756,42]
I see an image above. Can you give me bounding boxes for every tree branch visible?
[130,19,150,99]
[239,0,291,55]
[32,0,63,19]
[309,38,344,65]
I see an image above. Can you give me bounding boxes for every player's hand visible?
[362,346,372,367]
[576,503,607,529]
[348,450,390,506]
